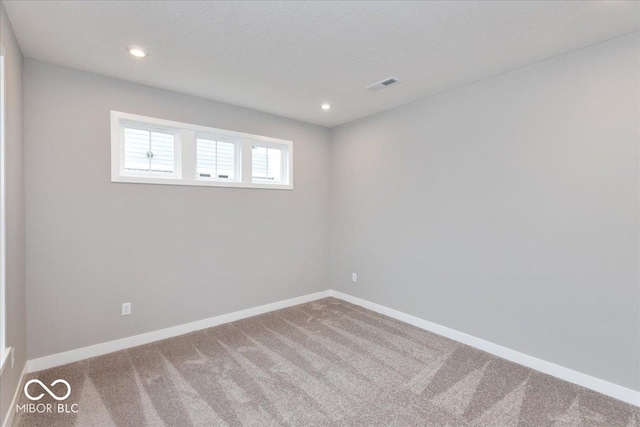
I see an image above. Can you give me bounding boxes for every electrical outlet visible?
[122,302,132,316]
[352,273,358,282]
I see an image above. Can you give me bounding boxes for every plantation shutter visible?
[252,145,283,183]
[123,127,175,175]
[196,138,236,179]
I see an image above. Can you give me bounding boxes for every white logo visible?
[24,379,71,401]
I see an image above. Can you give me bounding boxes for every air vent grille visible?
[367,77,402,91]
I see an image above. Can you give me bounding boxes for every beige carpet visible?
[14,297,639,426]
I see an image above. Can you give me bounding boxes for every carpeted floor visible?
[14,297,639,426]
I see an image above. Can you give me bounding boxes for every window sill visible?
[0,347,12,375]
[112,175,293,190]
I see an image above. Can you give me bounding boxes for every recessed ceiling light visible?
[127,46,147,58]
[321,103,331,110]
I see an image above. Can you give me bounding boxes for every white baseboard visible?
[329,290,640,407]
[25,289,639,407]
[1,361,27,427]
[27,290,331,373]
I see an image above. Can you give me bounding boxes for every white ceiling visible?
[4,1,640,127]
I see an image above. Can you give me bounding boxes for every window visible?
[111,111,292,189]
[252,144,285,184]
[196,137,238,181]
[123,127,176,176]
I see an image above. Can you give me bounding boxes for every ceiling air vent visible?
[366,77,402,91]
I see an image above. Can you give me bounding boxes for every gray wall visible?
[0,2,26,423]
[330,33,640,391]
[24,60,331,359]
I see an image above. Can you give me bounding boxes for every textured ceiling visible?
[4,1,640,127]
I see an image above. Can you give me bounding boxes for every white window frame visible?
[118,120,182,179]
[0,43,10,375]
[111,111,293,190]
[251,140,291,184]
[195,134,241,183]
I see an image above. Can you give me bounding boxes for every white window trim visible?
[0,42,10,374]
[111,111,293,190]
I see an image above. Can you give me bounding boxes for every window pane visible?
[124,127,174,175]
[252,146,268,181]
[196,137,216,178]
[124,128,151,173]
[216,141,235,179]
[252,145,284,183]
[150,131,174,174]
[267,147,282,183]
[197,138,236,180]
